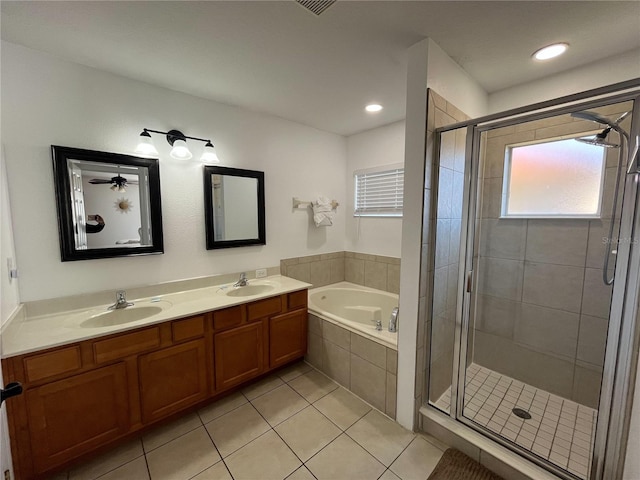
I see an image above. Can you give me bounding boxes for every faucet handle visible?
[116,290,126,301]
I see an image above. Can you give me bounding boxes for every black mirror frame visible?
[52,145,164,261]
[203,166,266,250]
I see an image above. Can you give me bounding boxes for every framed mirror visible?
[204,166,265,249]
[52,145,164,261]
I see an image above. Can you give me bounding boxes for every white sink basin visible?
[79,301,171,328]
[223,284,275,297]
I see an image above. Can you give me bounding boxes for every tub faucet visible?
[233,272,249,287]
[375,319,383,331]
[108,290,134,310]
[388,307,399,332]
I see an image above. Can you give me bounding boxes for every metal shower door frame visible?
[435,86,640,480]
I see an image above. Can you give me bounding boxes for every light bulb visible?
[533,43,568,61]
[201,141,219,163]
[170,139,192,160]
[135,131,158,156]
[365,104,383,113]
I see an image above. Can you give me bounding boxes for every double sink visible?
[72,280,277,329]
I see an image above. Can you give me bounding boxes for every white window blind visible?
[354,165,404,217]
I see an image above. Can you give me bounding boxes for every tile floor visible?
[53,362,447,480]
[434,363,597,480]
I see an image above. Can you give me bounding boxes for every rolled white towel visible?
[312,196,335,226]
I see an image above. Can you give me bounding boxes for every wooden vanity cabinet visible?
[25,363,130,474]
[214,320,266,391]
[2,289,308,480]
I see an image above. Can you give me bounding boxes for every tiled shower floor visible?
[434,363,597,480]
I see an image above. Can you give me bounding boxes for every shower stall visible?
[424,83,640,480]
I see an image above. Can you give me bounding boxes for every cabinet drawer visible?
[247,296,282,321]
[172,316,205,342]
[93,327,160,364]
[213,306,244,330]
[287,290,307,311]
[24,346,82,383]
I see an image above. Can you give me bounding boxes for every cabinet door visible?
[215,321,264,391]
[25,363,130,473]
[269,309,307,369]
[139,339,208,423]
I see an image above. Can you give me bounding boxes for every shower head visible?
[571,110,630,128]
[576,127,620,148]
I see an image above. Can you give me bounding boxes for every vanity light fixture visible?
[136,128,219,162]
[533,43,569,61]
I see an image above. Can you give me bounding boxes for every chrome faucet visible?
[375,318,383,331]
[108,290,134,310]
[233,272,249,287]
[388,307,399,332]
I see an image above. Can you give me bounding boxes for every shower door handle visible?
[626,136,639,174]
[466,270,473,293]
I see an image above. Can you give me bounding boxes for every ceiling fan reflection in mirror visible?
[88,174,138,192]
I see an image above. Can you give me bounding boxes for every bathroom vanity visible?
[1,277,309,479]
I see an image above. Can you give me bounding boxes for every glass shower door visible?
[459,99,634,480]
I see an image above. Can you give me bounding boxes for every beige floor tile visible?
[347,410,415,466]
[241,374,284,400]
[288,369,339,403]
[313,387,371,430]
[48,474,68,480]
[225,430,301,480]
[389,436,444,479]
[146,427,220,480]
[252,384,309,426]
[279,361,313,383]
[275,406,341,461]
[204,402,271,457]
[379,469,401,480]
[99,457,149,480]
[142,412,202,453]
[305,433,385,480]
[286,466,316,480]
[198,392,248,424]
[190,461,233,480]
[69,440,144,480]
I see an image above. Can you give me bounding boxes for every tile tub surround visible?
[434,364,596,480]
[55,362,449,480]
[306,313,399,419]
[281,251,401,294]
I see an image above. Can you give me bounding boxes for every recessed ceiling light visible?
[365,104,383,113]
[533,43,569,61]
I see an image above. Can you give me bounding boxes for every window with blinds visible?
[354,164,404,217]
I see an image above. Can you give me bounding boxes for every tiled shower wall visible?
[473,102,632,408]
[281,251,400,294]
[417,90,470,424]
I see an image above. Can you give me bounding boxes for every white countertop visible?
[2,275,311,359]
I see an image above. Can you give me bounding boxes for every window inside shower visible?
[502,136,607,218]
[425,96,637,480]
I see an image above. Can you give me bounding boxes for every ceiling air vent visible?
[295,0,336,16]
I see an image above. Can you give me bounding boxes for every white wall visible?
[345,120,405,257]
[489,48,640,114]
[1,42,347,302]
[0,146,18,480]
[0,146,19,323]
[396,38,488,430]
